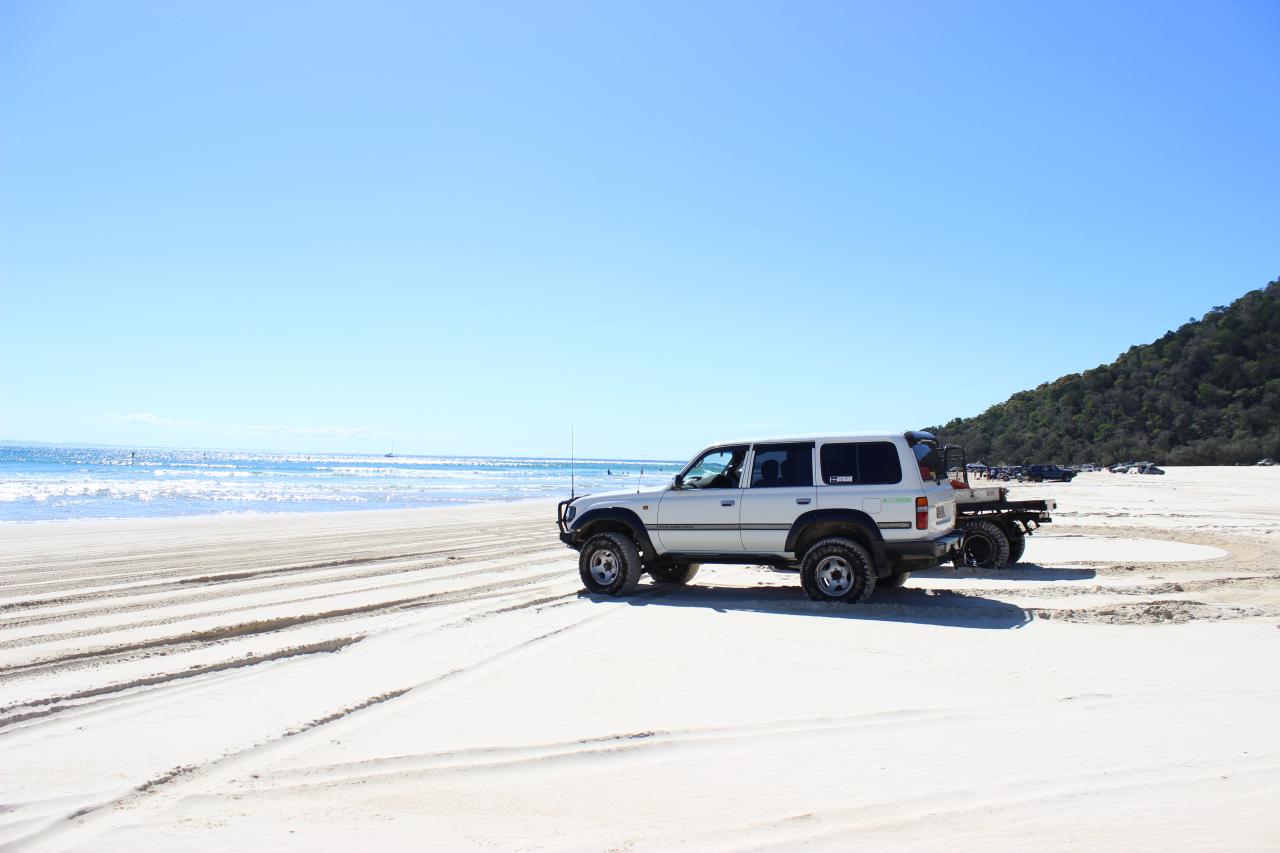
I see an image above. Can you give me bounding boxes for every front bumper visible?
[882,531,963,559]
[556,498,577,545]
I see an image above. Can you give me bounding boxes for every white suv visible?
[557,431,961,603]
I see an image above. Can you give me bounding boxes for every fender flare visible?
[785,508,886,566]
[570,506,657,556]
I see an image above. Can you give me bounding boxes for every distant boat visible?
[384,440,396,458]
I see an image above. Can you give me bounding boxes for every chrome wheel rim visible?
[815,555,854,597]
[589,548,620,585]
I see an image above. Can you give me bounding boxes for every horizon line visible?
[0,439,684,464]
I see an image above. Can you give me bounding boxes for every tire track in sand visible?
[10,602,617,852]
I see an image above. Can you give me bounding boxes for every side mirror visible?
[672,474,684,489]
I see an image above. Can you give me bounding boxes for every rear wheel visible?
[647,562,701,585]
[954,519,1011,569]
[879,570,911,589]
[579,532,644,596]
[800,538,876,603]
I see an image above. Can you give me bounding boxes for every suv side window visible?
[679,445,749,489]
[820,442,903,485]
[749,442,814,488]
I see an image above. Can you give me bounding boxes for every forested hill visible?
[930,279,1280,465]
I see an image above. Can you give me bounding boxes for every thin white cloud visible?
[104,412,415,442]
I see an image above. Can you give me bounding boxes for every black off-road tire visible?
[1006,527,1026,564]
[578,532,644,596]
[879,570,911,589]
[647,562,701,585]
[954,519,1011,569]
[800,537,876,604]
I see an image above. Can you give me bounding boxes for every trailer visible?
[944,449,1056,568]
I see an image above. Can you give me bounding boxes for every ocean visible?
[0,445,682,522]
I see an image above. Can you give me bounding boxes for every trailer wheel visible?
[955,519,1010,569]
[1007,528,1026,564]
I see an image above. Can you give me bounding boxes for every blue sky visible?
[2,1,1276,460]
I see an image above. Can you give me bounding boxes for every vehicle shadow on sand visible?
[587,583,1031,629]
[910,563,1097,582]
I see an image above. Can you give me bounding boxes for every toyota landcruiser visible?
[556,431,962,603]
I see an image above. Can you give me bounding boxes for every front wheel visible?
[647,562,701,585]
[579,532,644,596]
[800,538,876,603]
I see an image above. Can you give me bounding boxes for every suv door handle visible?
[796,498,811,505]
[721,499,735,506]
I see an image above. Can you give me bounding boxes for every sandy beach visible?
[2,467,1278,851]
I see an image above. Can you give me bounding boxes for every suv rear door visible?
[909,438,957,533]
[739,442,815,554]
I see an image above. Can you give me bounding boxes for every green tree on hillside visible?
[930,279,1280,465]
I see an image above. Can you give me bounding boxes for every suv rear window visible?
[912,442,945,481]
[820,442,902,485]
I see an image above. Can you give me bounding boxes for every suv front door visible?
[739,442,816,554]
[656,445,748,553]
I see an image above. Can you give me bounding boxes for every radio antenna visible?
[570,426,575,499]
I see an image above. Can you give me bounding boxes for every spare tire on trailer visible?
[954,519,1011,569]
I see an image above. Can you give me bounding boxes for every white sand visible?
[2,469,1278,851]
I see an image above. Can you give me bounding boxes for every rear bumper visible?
[883,531,962,559]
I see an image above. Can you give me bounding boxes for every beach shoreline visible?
[0,494,561,529]
[0,444,677,524]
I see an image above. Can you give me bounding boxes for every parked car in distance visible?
[1135,463,1165,475]
[1024,464,1076,483]
[1259,458,1276,467]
